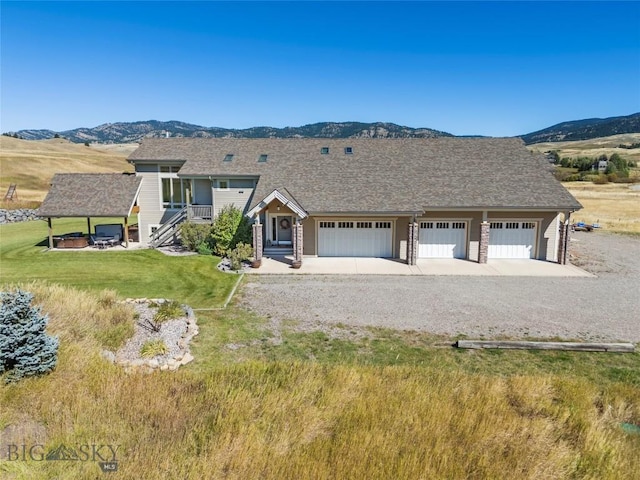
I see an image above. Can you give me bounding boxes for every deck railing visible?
[187,205,213,221]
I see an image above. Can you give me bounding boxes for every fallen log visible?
[455,340,635,353]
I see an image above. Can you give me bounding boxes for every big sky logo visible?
[6,443,119,473]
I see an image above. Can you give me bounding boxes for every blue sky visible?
[1,1,639,136]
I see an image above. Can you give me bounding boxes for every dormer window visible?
[258,154,268,163]
[223,154,234,162]
[344,147,353,154]
[321,147,329,154]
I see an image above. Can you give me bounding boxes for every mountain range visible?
[5,113,639,145]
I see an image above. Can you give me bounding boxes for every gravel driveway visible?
[241,232,640,342]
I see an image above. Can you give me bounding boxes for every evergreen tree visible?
[0,290,59,383]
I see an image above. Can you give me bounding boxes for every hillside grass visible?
[566,183,640,234]
[527,132,640,164]
[0,218,237,308]
[1,283,639,479]
[0,136,132,202]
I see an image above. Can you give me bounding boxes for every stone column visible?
[292,220,303,265]
[407,221,418,265]
[252,222,263,263]
[478,221,490,264]
[557,221,570,265]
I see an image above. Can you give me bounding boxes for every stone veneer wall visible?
[478,222,490,264]
[292,222,303,262]
[406,222,418,265]
[252,223,263,262]
[557,222,571,265]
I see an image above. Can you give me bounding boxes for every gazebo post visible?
[47,217,54,249]
[124,216,129,248]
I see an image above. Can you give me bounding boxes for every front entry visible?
[273,215,292,245]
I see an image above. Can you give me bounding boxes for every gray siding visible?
[213,188,254,216]
[135,164,164,243]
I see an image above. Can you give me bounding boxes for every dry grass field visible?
[0,136,134,202]
[1,283,639,479]
[565,183,640,234]
[527,133,640,164]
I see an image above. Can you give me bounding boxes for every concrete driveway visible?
[247,256,592,277]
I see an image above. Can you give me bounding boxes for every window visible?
[376,222,391,229]
[420,222,434,229]
[338,222,353,228]
[258,154,268,163]
[490,222,503,229]
[436,222,450,229]
[452,222,466,229]
[506,222,519,229]
[159,165,189,208]
[223,154,234,162]
[321,147,329,154]
[522,222,535,229]
[319,221,335,228]
[344,147,353,154]
[218,180,229,189]
[357,222,372,228]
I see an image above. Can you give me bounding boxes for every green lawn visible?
[0,218,238,308]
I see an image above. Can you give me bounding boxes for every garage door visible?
[418,221,467,258]
[488,221,537,259]
[318,221,392,257]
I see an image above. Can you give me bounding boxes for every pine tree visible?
[0,290,59,383]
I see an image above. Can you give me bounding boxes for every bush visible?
[180,222,212,251]
[592,175,609,184]
[0,290,59,383]
[153,301,184,323]
[211,205,252,256]
[228,242,253,270]
[196,242,213,256]
[140,339,168,358]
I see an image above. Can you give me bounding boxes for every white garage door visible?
[318,221,392,257]
[488,221,537,259]
[418,221,467,258]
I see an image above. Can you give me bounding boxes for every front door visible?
[276,216,292,245]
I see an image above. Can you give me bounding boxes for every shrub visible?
[592,175,609,185]
[228,242,254,270]
[180,222,212,252]
[211,204,252,256]
[0,290,59,383]
[140,339,168,358]
[196,242,213,256]
[138,301,184,333]
[154,301,184,323]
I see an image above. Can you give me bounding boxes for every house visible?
[127,137,582,266]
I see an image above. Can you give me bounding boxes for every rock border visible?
[101,298,199,373]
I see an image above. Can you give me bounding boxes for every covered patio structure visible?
[37,173,143,249]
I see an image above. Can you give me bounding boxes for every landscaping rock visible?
[0,209,40,224]
[115,298,199,372]
[101,350,116,363]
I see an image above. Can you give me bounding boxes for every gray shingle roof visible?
[128,138,581,213]
[38,173,142,217]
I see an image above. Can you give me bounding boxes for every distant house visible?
[594,159,609,173]
[126,137,581,266]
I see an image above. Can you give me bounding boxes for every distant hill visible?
[520,113,640,145]
[5,121,453,144]
[6,113,640,145]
